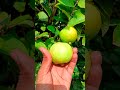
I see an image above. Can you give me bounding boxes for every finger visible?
[37,47,52,83]
[86,51,102,88]
[38,47,52,73]
[86,65,102,89]
[67,47,78,74]
[91,51,102,65]
[10,49,34,74]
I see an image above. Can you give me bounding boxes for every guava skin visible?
[85,3,101,40]
[59,27,77,43]
[50,42,73,64]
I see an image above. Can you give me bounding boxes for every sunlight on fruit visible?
[59,26,77,43]
[50,42,73,64]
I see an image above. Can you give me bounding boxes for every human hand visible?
[36,47,78,90]
[86,51,102,90]
[10,49,34,90]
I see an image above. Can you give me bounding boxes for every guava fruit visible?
[85,3,101,40]
[50,42,73,64]
[59,26,77,43]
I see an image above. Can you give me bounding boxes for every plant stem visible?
[48,0,57,24]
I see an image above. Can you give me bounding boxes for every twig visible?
[35,7,40,12]
[70,0,79,18]
[48,0,57,24]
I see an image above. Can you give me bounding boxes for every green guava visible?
[50,42,73,64]
[59,26,77,43]
[85,3,101,40]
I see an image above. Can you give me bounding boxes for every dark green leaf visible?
[18,20,34,27]
[47,25,56,33]
[58,0,75,7]
[41,3,52,17]
[8,15,32,28]
[2,37,28,54]
[67,10,85,26]
[45,37,55,49]
[113,25,120,47]
[56,3,72,18]
[13,2,26,12]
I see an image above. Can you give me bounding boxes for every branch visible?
[48,0,57,24]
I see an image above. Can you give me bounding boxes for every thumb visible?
[37,47,52,84]
[38,47,52,73]
[86,51,102,89]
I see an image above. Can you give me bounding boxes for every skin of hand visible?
[36,47,78,90]
[86,51,102,90]
[10,49,35,90]
[10,48,102,90]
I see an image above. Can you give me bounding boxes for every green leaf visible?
[13,2,26,12]
[39,32,49,38]
[110,19,120,26]
[9,15,32,28]
[29,0,35,10]
[41,3,52,17]
[113,25,120,47]
[2,37,28,54]
[35,31,40,36]
[70,80,83,90]
[40,0,44,4]
[45,37,55,49]
[41,26,46,31]
[78,0,85,8]
[37,11,48,21]
[0,12,8,23]
[35,39,47,49]
[47,25,56,33]
[55,29,60,36]
[57,0,75,7]
[0,12,10,28]
[67,10,85,26]
[18,20,34,27]
[35,32,49,39]
[101,14,110,36]
[56,3,72,19]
